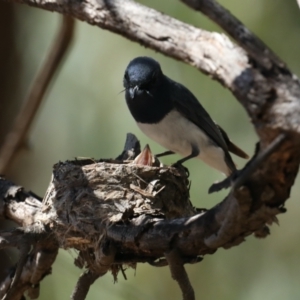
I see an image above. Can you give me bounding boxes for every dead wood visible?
[0,131,291,299]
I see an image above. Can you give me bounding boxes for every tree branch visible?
[0,15,75,174]
[0,229,58,300]
[5,0,300,139]
[1,0,252,88]
[181,0,286,70]
[71,241,116,300]
[1,0,300,299]
[165,249,195,300]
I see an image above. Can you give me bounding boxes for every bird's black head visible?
[123,57,173,123]
[123,57,164,99]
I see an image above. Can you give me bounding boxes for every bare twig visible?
[0,15,75,174]
[165,249,195,300]
[71,272,100,300]
[71,241,116,300]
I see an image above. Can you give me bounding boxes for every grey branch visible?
[6,0,300,134]
[181,0,286,70]
[0,0,269,89]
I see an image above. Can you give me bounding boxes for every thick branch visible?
[0,125,295,298]
[4,0,250,89]
[0,156,285,260]
[5,0,300,137]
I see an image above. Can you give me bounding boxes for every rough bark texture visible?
[1,0,300,299]
[0,180,59,300]
[6,0,300,142]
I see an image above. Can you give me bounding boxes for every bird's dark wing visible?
[168,78,229,152]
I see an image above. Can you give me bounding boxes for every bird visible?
[123,56,248,176]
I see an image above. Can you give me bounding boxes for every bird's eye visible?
[124,72,129,82]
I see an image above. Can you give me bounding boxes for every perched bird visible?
[123,56,248,176]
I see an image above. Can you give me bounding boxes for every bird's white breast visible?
[137,110,230,175]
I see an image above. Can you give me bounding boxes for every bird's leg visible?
[208,170,240,193]
[171,146,199,177]
[209,133,286,193]
[175,146,199,165]
[155,150,175,158]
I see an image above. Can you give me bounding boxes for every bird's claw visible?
[171,162,190,177]
[208,170,240,193]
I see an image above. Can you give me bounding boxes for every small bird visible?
[123,56,248,176]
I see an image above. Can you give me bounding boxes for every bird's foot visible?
[208,170,240,194]
[171,161,190,177]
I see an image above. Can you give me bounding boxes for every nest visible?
[42,159,196,255]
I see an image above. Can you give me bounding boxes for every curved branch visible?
[181,0,286,70]
[1,0,300,299]
[5,0,300,136]
[0,15,75,174]
[2,0,252,89]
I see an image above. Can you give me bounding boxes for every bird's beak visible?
[129,86,139,99]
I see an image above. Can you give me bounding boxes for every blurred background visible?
[1,0,300,299]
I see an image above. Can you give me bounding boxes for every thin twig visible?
[165,249,195,300]
[71,271,100,300]
[0,15,75,174]
[71,240,116,300]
